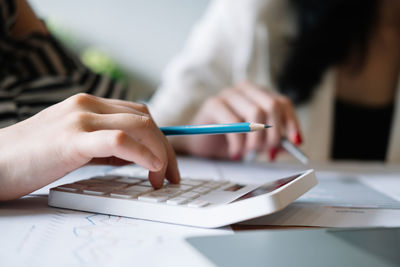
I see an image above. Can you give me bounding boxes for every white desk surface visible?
[1,157,400,267]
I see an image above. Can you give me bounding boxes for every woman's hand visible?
[0,93,180,201]
[173,81,302,160]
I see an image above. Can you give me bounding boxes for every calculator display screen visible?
[234,173,302,201]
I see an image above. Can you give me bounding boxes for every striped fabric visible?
[0,0,127,128]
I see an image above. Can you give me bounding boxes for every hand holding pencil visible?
[164,82,304,162]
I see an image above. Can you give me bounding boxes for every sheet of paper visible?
[241,203,400,227]
[239,170,400,227]
[0,196,229,267]
[360,175,400,202]
[296,173,400,209]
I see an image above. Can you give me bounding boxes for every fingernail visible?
[152,157,163,170]
[269,147,278,161]
[293,133,302,145]
[231,153,242,161]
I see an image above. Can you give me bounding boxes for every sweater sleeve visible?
[148,0,292,126]
[148,0,263,126]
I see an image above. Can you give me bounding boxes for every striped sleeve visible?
[0,1,128,128]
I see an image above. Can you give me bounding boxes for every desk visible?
[1,164,228,267]
[1,157,400,267]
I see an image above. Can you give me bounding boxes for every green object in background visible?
[44,17,156,101]
[45,18,129,84]
[81,48,128,83]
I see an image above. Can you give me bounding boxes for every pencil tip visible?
[264,125,272,128]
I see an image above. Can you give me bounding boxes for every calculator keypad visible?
[53,175,228,208]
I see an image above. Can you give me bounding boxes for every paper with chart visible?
[0,196,229,267]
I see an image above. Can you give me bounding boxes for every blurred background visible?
[29,0,210,100]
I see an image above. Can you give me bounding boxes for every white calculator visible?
[48,167,316,228]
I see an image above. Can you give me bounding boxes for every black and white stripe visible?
[0,0,127,128]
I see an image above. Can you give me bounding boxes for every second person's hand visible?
[172,81,302,161]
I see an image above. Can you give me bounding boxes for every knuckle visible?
[110,130,128,147]
[139,115,155,129]
[68,93,92,109]
[136,103,150,114]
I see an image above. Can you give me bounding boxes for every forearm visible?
[0,126,33,201]
[0,121,72,201]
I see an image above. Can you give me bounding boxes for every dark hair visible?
[278,0,379,104]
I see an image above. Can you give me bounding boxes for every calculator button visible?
[115,177,143,184]
[219,182,242,191]
[90,182,127,191]
[91,175,119,181]
[166,197,188,205]
[202,181,228,189]
[146,190,175,197]
[83,187,108,195]
[110,187,143,198]
[127,185,154,193]
[140,180,168,187]
[76,179,120,187]
[138,193,168,203]
[75,179,99,186]
[180,179,205,186]
[57,183,85,192]
[110,189,142,199]
[180,192,200,199]
[192,186,211,194]
[139,180,152,187]
[155,188,182,195]
[165,184,192,191]
[187,200,209,208]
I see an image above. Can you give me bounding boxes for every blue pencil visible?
[160,122,309,165]
[160,122,271,136]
